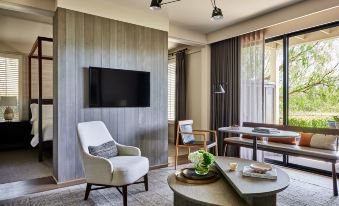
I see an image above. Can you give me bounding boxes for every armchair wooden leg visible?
[332,163,338,196]
[84,183,92,200]
[215,144,218,156]
[144,174,148,191]
[223,143,228,157]
[175,146,178,170]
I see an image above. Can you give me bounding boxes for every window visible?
[265,24,339,128]
[0,55,20,119]
[264,22,339,174]
[168,60,176,121]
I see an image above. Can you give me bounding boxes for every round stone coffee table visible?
[168,157,290,206]
[167,170,247,206]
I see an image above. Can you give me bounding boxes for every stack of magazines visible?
[252,127,280,134]
[242,166,277,180]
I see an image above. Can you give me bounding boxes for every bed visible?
[28,37,53,161]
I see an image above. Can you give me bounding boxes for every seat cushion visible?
[109,156,149,186]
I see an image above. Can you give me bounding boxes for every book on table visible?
[242,166,277,180]
[252,127,280,134]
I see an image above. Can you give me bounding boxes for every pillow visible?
[310,134,337,151]
[88,141,118,159]
[180,124,195,144]
[298,133,313,147]
[30,104,53,122]
[268,137,297,145]
[242,134,262,140]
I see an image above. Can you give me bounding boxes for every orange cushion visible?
[298,133,313,147]
[268,137,297,145]
[242,134,262,140]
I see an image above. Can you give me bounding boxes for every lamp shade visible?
[214,84,225,94]
[0,96,17,106]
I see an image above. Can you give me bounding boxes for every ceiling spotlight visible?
[150,0,162,11]
[211,0,223,21]
[149,0,181,11]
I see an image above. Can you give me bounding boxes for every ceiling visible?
[0,14,52,54]
[111,0,303,33]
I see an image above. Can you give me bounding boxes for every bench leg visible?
[332,163,338,196]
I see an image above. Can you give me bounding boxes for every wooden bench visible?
[223,122,339,196]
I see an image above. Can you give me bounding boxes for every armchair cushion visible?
[88,141,118,159]
[180,124,195,144]
[109,156,149,186]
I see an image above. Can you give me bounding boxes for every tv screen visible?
[89,67,150,107]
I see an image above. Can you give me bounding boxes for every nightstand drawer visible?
[0,121,32,149]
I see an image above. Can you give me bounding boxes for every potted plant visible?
[188,150,215,175]
[328,116,339,129]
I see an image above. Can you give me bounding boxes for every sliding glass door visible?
[264,22,339,173]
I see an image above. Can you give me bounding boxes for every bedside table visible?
[0,120,32,150]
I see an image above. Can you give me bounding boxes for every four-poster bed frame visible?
[28,36,53,162]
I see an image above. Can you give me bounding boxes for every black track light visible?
[150,0,162,11]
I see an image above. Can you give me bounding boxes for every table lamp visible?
[0,96,17,120]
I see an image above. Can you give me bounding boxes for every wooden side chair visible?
[175,120,218,169]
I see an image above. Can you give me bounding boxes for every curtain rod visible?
[168,48,188,56]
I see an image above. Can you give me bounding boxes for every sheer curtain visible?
[240,30,265,160]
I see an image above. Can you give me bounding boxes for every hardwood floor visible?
[0,154,189,201]
[0,176,85,201]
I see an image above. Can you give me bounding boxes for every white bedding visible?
[30,126,53,147]
[30,103,54,147]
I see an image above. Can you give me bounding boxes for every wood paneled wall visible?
[53,8,168,182]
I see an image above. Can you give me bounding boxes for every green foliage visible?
[198,150,215,166]
[289,118,329,128]
[288,40,339,114]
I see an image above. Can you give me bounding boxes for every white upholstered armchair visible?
[77,121,149,206]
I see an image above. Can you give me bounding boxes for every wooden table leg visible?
[253,136,257,161]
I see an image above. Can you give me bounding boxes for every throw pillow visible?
[180,124,195,144]
[88,141,118,159]
[298,133,313,147]
[268,137,297,145]
[242,134,262,140]
[310,134,337,151]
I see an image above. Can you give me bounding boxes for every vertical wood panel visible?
[54,8,168,182]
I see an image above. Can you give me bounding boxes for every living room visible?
[0,0,338,206]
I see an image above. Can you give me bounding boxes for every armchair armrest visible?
[193,129,217,133]
[82,151,114,185]
[116,143,141,156]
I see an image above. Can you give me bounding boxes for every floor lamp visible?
[212,83,226,155]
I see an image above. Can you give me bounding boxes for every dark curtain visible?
[211,37,241,156]
[174,50,187,144]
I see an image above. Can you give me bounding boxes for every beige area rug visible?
[0,149,52,184]
[1,163,339,206]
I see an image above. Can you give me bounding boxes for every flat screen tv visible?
[89,67,150,107]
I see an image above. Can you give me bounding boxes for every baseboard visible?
[150,163,169,170]
[54,177,86,186]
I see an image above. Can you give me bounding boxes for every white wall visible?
[3,0,55,11]
[207,0,339,43]
[56,0,169,31]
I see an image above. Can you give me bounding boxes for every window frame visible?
[264,20,339,176]
[168,57,176,124]
[0,52,22,120]
[265,20,339,127]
